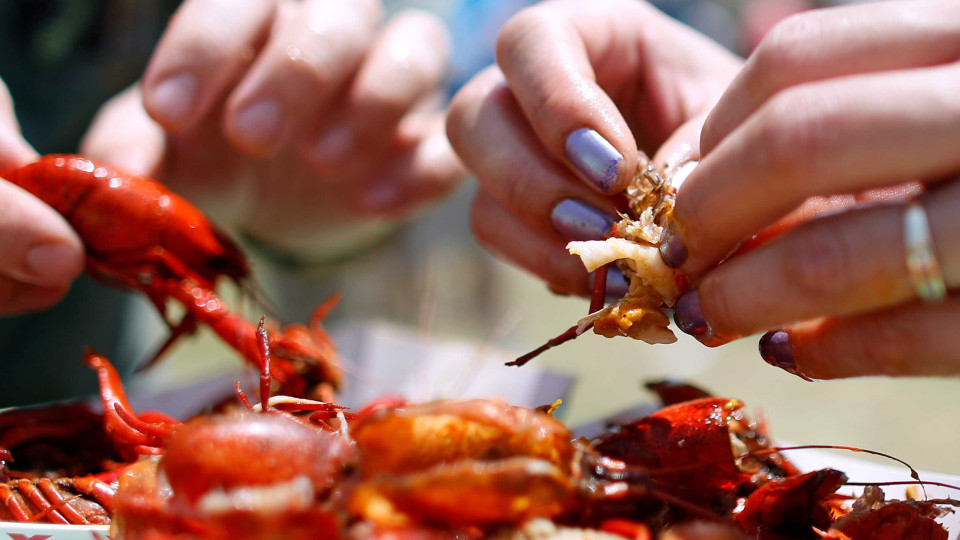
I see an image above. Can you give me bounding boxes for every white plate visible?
[0,521,108,539]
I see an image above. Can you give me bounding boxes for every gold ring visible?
[903,199,947,302]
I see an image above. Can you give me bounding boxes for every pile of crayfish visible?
[1,324,956,539]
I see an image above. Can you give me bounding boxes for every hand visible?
[82,0,464,261]
[663,0,960,378]
[446,0,742,297]
[0,78,84,314]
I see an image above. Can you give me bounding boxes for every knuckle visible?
[445,72,507,164]
[755,11,824,70]
[752,89,833,182]
[496,7,546,65]
[782,221,858,299]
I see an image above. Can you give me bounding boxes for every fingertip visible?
[759,330,813,380]
[142,71,200,132]
[0,180,85,287]
[24,240,85,286]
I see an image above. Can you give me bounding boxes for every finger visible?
[472,188,591,296]
[0,180,84,289]
[702,0,960,154]
[447,67,621,239]
[305,10,449,169]
[668,62,960,275]
[496,2,637,194]
[727,183,924,258]
[758,296,960,380]
[142,0,278,131]
[224,0,382,155]
[354,111,465,218]
[678,180,960,342]
[0,275,70,315]
[651,112,707,173]
[0,78,38,168]
[496,0,740,193]
[80,84,167,176]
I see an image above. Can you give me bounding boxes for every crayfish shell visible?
[566,154,689,344]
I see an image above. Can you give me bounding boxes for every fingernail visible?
[670,160,699,188]
[673,290,709,338]
[26,243,80,282]
[310,125,354,166]
[564,128,622,192]
[604,266,630,301]
[659,222,688,268]
[551,199,615,240]
[759,330,812,381]
[230,99,285,153]
[146,72,197,128]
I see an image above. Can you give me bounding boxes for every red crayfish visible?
[1,154,342,398]
[2,336,958,538]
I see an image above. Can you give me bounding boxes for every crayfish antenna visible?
[751,445,932,499]
[256,317,273,412]
[508,263,609,367]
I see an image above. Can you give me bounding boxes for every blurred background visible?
[0,0,957,479]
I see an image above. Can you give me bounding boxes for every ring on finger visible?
[903,198,947,303]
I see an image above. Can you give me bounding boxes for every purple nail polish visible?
[551,199,615,240]
[604,266,630,301]
[659,223,688,268]
[673,290,708,337]
[565,128,622,192]
[759,331,813,381]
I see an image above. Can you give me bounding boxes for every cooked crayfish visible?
[3,344,958,539]
[512,153,689,366]
[0,154,342,397]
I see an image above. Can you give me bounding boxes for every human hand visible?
[446,0,742,297]
[662,0,960,378]
[82,0,464,261]
[0,78,84,314]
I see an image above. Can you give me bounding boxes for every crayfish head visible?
[160,412,355,507]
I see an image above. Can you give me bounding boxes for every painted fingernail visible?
[146,72,198,128]
[551,199,615,241]
[26,242,81,283]
[604,266,630,301]
[564,128,622,192]
[759,331,813,380]
[659,222,688,268]
[673,290,709,338]
[230,99,285,154]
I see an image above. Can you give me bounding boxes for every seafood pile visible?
[0,339,956,539]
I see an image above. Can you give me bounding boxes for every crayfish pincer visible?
[0,154,342,396]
